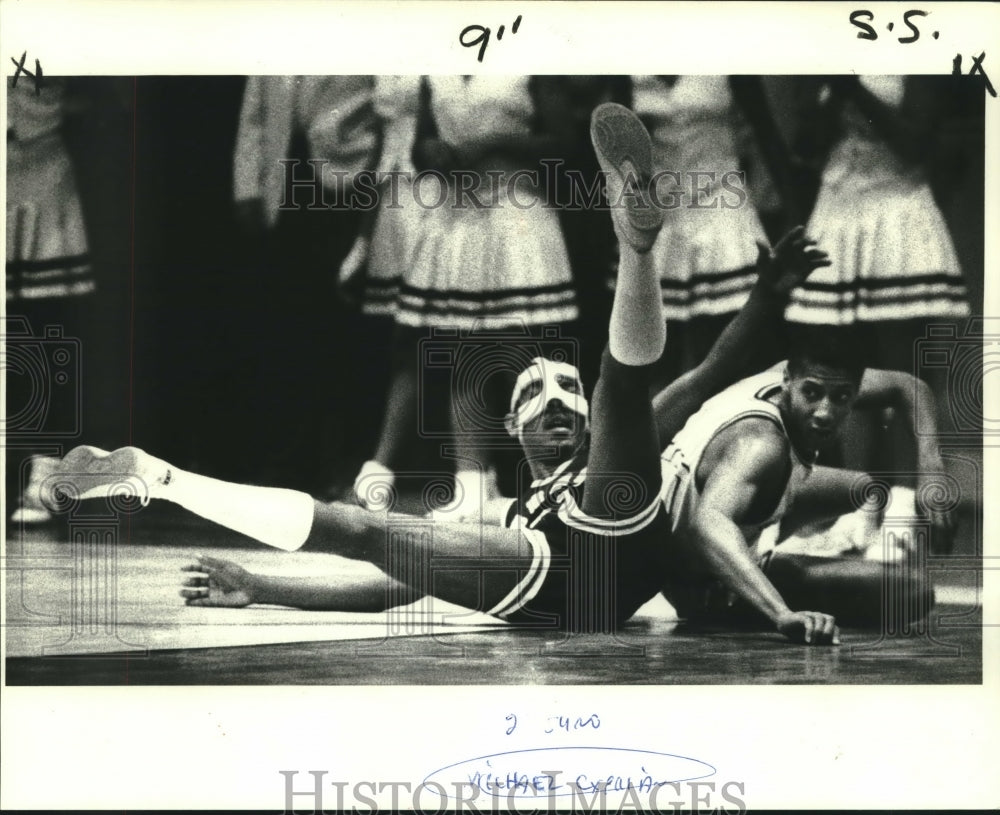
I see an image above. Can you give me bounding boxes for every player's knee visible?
[599,345,657,391]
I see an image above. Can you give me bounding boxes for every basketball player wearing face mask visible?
[49,105,831,636]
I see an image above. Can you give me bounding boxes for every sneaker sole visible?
[50,446,153,506]
[589,103,663,238]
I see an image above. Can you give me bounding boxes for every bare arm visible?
[653,226,830,445]
[691,429,840,645]
[180,555,421,612]
[855,368,944,471]
[854,368,956,548]
[854,368,933,422]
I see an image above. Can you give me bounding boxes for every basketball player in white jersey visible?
[653,325,952,642]
[44,105,835,637]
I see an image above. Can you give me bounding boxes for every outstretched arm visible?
[180,555,422,612]
[854,368,956,549]
[653,226,830,445]
[690,430,840,645]
[854,368,937,430]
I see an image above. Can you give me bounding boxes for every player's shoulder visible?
[716,414,788,452]
[706,415,790,475]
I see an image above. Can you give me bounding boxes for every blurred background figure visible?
[6,76,132,523]
[347,76,631,513]
[353,75,580,517]
[623,75,792,386]
[785,75,971,475]
[6,73,983,542]
[232,76,380,491]
[339,75,429,507]
[7,78,93,303]
[786,75,969,334]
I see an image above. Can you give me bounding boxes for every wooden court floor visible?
[3,504,984,686]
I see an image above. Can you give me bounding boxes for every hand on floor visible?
[775,609,840,645]
[180,555,255,608]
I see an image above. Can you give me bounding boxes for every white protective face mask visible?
[507,357,589,438]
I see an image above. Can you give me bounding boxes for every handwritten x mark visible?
[11,51,43,95]
[970,52,997,98]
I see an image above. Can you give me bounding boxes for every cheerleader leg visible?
[353,326,422,508]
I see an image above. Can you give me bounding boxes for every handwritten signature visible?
[425,746,716,800]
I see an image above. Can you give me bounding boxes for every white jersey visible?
[660,365,815,550]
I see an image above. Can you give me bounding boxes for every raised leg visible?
[581,103,666,517]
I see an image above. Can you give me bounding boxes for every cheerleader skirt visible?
[786,161,969,325]
[607,158,768,321]
[7,134,93,301]
[394,172,578,330]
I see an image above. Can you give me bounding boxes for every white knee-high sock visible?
[154,469,315,551]
[609,244,666,366]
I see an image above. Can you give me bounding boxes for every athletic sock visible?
[158,469,315,551]
[454,469,484,509]
[354,459,396,506]
[608,244,666,367]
